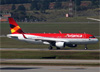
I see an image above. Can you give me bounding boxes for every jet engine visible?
[67,44,77,47]
[55,42,65,48]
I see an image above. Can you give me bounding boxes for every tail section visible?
[8,17,24,34]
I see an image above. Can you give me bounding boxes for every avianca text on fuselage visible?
[7,17,99,50]
[65,34,82,38]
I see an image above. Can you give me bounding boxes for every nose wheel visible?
[85,45,88,50]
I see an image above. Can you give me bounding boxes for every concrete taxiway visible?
[0,65,100,72]
[1,59,100,64]
[0,48,100,51]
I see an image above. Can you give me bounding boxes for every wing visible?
[33,37,69,44]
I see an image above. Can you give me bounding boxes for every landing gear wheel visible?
[56,47,61,50]
[85,45,88,50]
[85,47,88,50]
[48,46,53,50]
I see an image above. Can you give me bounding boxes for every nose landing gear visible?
[85,45,88,50]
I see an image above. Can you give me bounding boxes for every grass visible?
[52,17,95,22]
[0,37,48,48]
[0,51,99,59]
[0,22,99,35]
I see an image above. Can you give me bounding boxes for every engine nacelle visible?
[55,42,65,48]
[67,44,77,47]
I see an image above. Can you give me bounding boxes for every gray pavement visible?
[1,59,100,64]
[0,48,100,51]
[0,65,100,72]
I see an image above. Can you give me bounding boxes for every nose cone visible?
[90,38,99,44]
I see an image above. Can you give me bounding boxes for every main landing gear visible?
[48,45,53,50]
[85,45,88,50]
[48,46,61,50]
[56,47,61,50]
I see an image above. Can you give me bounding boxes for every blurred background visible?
[0,0,99,22]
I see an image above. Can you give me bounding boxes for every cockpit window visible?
[89,36,95,38]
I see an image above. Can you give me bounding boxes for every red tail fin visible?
[8,17,24,34]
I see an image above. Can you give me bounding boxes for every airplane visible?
[7,17,99,50]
